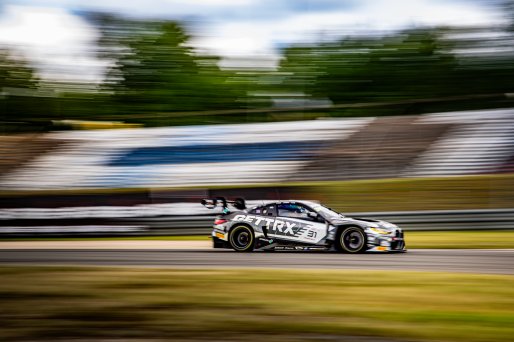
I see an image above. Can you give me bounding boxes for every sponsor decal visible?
[232,215,324,243]
[233,214,296,235]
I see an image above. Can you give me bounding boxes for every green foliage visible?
[0,50,47,132]
[279,27,514,116]
[105,21,256,121]
[0,50,38,90]
[2,11,514,131]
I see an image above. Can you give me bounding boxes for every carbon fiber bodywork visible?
[210,200,406,253]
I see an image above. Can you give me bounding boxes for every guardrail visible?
[3,208,512,237]
[350,208,514,231]
[120,208,514,235]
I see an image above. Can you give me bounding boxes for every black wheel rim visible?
[231,227,252,250]
[342,229,364,251]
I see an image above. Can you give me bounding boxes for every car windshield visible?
[310,204,343,220]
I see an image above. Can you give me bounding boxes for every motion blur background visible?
[1,2,514,342]
[1,0,514,235]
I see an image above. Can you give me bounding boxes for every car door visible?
[274,202,328,244]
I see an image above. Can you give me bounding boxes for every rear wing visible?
[201,197,246,210]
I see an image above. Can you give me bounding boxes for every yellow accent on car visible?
[369,227,390,235]
[215,232,225,239]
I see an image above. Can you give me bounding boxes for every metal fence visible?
[2,208,513,237]
[127,209,514,235]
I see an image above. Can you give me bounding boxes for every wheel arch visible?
[228,222,254,233]
[336,224,366,235]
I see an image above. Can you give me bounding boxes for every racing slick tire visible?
[335,226,367,253]
[229,225,255,252]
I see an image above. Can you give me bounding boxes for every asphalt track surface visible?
[1,248,513,274]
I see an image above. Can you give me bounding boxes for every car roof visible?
[247,199,321,210]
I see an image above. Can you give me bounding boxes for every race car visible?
[202,197,406,253]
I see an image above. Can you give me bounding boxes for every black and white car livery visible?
[202,198,406,253]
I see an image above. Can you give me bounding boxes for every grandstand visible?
[294,108,514,181]
[404,109,514,177]
[0,108,513,190]
[0,134,60,178]
[291,116,452,181]
[0,118,372,189]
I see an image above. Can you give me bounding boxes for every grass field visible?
[0,267,513,341]
[405,230,514,249]
[2,173,514,212]
[3,230,514,249]
[309,173,514,212]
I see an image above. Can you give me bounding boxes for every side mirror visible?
[308,212,324,222]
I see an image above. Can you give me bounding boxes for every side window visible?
[277,203,314,221]
[249,206,263,215]
[262,204,276,217]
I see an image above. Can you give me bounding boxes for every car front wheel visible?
[336,226,367,253]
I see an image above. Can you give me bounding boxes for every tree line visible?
[1,11,514,132]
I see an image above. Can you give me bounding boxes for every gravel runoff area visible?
[0,240,211,249]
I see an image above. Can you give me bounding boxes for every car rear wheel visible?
[336,226,367,253]
[229,225,255,252]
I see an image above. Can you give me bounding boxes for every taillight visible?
[214,218,227,225]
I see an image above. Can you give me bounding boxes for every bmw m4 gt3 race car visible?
[202,197,406,253]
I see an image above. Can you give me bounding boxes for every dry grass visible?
[2,173,514,212]
[4,230,514,249]
[0,267,513,341]
[309,173,514,212]
[405,230,514,249]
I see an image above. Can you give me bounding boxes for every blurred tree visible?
[5,11,513,131]
[0,50,38,90]
[280,29,458,103]
[101,20,255,124]
[505,0,514,31]
[0,49,50,132]
[279,27,514,116]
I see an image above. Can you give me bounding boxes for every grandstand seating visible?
[1,108,513,189]
[292,116,452,181]
[0,134,60,178]
[0,118,372,189]
[404,109,514,177]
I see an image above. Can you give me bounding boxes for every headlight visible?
[369,227,391,235]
